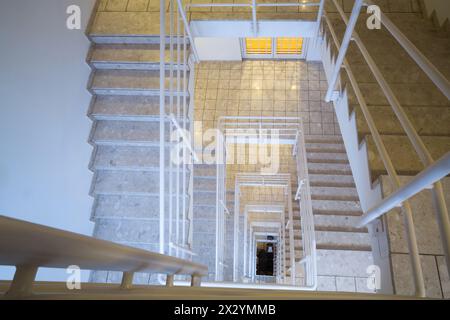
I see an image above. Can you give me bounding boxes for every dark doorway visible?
[256,242,275,276]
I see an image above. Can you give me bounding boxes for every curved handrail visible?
[0,215,207,277]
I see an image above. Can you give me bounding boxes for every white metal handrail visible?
[176,0,200,62]
[321,11,426,297]
[321,0,450,296]
[294,119,317,289]
[161,0,201,261]
[186,1,324,35]
[365,0,450,100]
[359,152,450,227]
[0,215,207,298]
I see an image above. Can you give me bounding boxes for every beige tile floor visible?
[194,60,340,136]
[193,59,336,205]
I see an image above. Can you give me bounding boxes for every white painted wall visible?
[423,0,450,26]
[0,0,96,281]
[195,37,242,61]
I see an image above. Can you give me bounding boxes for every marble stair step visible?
[304,135,343,143]
[93,218,189,244]
[194,176,216,191]
[91,145,173,171]
[90,44,189,70]
[330,16,450,73]
[193,190,217,206]
[310,186,360,201]
[90,120,167,147]
[307,162,352,175]
[286,231,371,250]
[313,214,367,233]
[305,141,346,153]
[306,151,349,164]
[91,194,180,220]
[192,206,218,222]
[345,82,449,108]
[366,134,450,178]
[91,170,187,196]
[348,61,450,84]
[316,249,374,277]
[89,95,188,121]
[91,69,188,96]
[309,200,363,216]
[353,104,450,137]
[90,12,170,44]
[308,173,355,188]
[193,164,217,178]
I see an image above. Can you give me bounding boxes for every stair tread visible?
[310,186,360,201]
[313,214,367,232]
[92,170,184,196]
[91,120,165,146]
[346,82,449,107]
[307,162,352,175]
[92,194,162,220]
[354,104,450,137]
[309,174,355,187]
[91,44,168,64]
[92,145,168,171]
[305,142,346,153]
[90,95,179,120]
[307,152,349,163]
[310,200,363,216]
[91,70,187,95]
[315,249,373,277]
[91,44,190,70]
[366,134,450,177]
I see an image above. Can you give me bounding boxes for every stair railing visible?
[0,215,207,298]
[217,117,317,289]
[185,0,325,36]
[234,174,295,284]
[161,0,201,260]
[320,0,450,297]
[293,119,317,289]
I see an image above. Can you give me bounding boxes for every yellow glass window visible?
[245,38,272,55]
[276,37,303,55]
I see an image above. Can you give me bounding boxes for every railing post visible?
[233,180,240,282]
[176,0,200,62]
[160,0,166,256]
[315,0,326,37]
[191,274,202,287]
[325,0,364,102]
[431,183,450,279]
[166,274,175,287]
[120,271,134,289]
[6,265,38,298]
[287,183,295,285]
[252,0,257,36]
